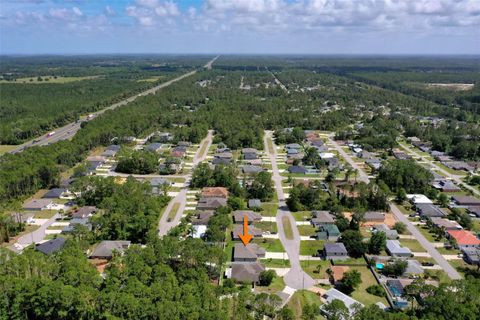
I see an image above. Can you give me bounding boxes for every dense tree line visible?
[377,160,434,194]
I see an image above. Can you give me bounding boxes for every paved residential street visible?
[264,131,315,290]
[158,130,213,237]
[330,136,461,280]
[15,213,61,247]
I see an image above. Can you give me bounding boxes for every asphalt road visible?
[264,131,315,290]
[16,213,61,247]
[330,137,461,280]
[9,56,219,154]
[158,130,213,237]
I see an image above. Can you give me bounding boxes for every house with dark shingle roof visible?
[288,165,306,174]
[71,206,97,219]
[316,224,340,241]
[416,204,446,218]
[248,199,261,209]
[233,210,262,224]
[233,243,266,262]
[311,211,335,227]
[196,197,227,211]
[323,242,348,260]
[42,188,66,199]
[36,237,67,255]
[230,262,265,283]
[242,165,263,174]
[90,240,131,260]
[364,211,385,222]
[232,225,262,240]
[452,196,480,207]
[191,211,214,225]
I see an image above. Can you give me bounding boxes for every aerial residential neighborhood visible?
[1,1,480,319]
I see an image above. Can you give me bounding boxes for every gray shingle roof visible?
[36,237,67,255]
[90,240,131,259]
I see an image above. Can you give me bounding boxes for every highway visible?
[9,56,219,154]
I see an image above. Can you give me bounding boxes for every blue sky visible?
[1,0,479,54]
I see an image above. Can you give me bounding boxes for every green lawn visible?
[301,260,332,279]
[167,203,180,222]
[288,290,325,320]
[32,210,57,219]
[261,203,278,217]
[300,240,324,256]
[260,258,291,268]
[291,211,311,221]
[298,225,317,237]
[254,221,277,234]
[283,216,294,240]
[266,137,275,154]
[254,238,285,252]
[349,267,388,306]
[417,225,438,243]
[256,275,285,294]
[333,257,368,266]
[399,239,427,252]
[448,259,478,278]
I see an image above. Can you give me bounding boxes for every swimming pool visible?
[376,263,384,269]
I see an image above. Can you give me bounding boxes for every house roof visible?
[214,152,233,159]
[364,211,385,221]
[233,225,262,239]
[23,198,53,210]
[242,165,263,174]
[416,204,446,217]
[248,199,261,208]
[233,243,265,260]
[42,188,66,199]
[407,194,433,204]
[322,288,363,314]
[452,196,480,206]
[230,262,265,282]
[90,240,131,259]
[242,148,258,154]
[447,230,480,246]
[467,206,480,217]
[201,187,229,198]
[191,211,214,225]
[106,145,121,152]
[196,197,227,210]
[233,210,262,223]
[149,178,171,186]
[36,237,66,255]
[324,242,348,254]
[311,211,335,224]
[318,224,340,235]
[386,240,412,255]
[288,165,306,174]
[145,143,163,151]
[71,206,97,219]
[430,217,462,230]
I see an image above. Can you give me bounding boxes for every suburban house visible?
[191,211,214,225]
[102,145,121,157]
[71,206,97,219]
[144,143,165,153]
[386,240,412,257]
[432,180,461,192]
[323,242,349,260]
[212,157,231,165]
[233,243,266,262]
[407,194,433,205]
[442,161,474,172]
[214,152,233,160]
[288,165,306,174]
[229,262,265,283]
[242,165,263,174]
[149,177,171,194]
[36,238,67,255]
[462,247,480,265]
[242,148,258,160]
[467,206,480,218]
[62,218,91,233]
[363,211,385,223]
[415,204,446,218]
[357,150,373,159]
[233,210,262,224]
[232,225,263,240]
[311,211,335,227]
[285,143,301,150]
[248,199,261,209]
[452,195,480,207]
[430,217,462,231]
[90,240,131,260]
[365,158,382,170]
[23,199,55,211]
[201,187,229,199]
[392,150,411,160]
[321,288,363,317]
[42,188,67,199]
[196,197,227,211]
[374,224,398,239]
[446,230,480,249]
[316,224,341,241]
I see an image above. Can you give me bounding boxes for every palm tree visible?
[353,169,359,183]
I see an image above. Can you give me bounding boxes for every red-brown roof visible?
[447,230,480,246]
[201,187,229,198]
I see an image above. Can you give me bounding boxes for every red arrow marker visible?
[238,214,253,246]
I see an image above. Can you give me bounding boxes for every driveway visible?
[264,131,315,290]
[15,212,61,247]
[327,135,462,280]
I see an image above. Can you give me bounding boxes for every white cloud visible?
[105,6,116,17]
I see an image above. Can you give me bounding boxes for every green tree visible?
[341,230,366,258]
[339,269,362,294]
[368,231,386,254]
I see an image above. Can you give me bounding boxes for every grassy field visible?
[254,238,285,252]
[261,203,278,216]
[349,266,388,306]
[301,260,332,279]
[291,211,311,221]
[137,76,165,82]
[399,239,427,252]
[256,276,285,294]
[283,216,294,240]
[0,145,16,155]
[167,203,180,221]
[197,138,210,160]
[298,225,317,237]
[300,240,324,256]
[255,221,277,234]
[266,137,275,154]
[260,258,291,268]
[0,75,100,84]
[32,210,57,219]
[287,290,325,320]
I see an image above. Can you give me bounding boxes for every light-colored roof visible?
[233,210,262,223]
[90,240,131,259]
[323,288,363,314]
[233,243,265,260]
[23,198,53,209]
[386,240,412,255]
